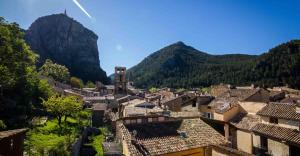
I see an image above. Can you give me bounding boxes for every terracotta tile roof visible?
[281,97,300,104]
[257,102,300,121]
[252,123,300,145]
[229,113,260,131]
[0,128,28,140]
[209,88,260,114]
[243,88,270,103]
[118,118,227,155]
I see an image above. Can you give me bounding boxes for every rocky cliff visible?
[25,13,109,83]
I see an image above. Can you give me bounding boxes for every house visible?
[0,128,28,156]
[252,102,300,156]
[92,103,107,127]
[161,94,197,112]
[116,116,229,156]
[120,99,163,117]
[229,113,260,154]
[238,88,270,114]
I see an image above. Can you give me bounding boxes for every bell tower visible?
[114,66,127,95]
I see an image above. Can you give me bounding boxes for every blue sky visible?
[1,0,300,75]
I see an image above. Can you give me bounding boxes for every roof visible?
[209,88,260,113]
[170,112,201,118]
[257,102,300,121]
[93,103,107,110]
[83,95,115,101]
[118,118,227,155]
[281,97,300,104]
[229,113,260,131]
[121,99,145,106]
[243,88,270,103]
[252,123,300,145]
[124,106,163,117]
[0,128,28,140]
[105,85,115,90]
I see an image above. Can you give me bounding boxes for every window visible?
[131,119,137,124]
[270,117,278,124]
[204,112,212,119]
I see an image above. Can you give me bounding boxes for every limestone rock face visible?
[25,13,109,83]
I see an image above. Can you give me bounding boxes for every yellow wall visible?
[252,134,260,149]
[239,101,266,114]
[163,147,204,156]
[213,106,240,122]
[237,130,252,154]
[211,148,229,156]
[223,106,240,122]
[122,139,130,156]
[268,138,289,156]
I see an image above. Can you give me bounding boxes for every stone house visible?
[0,128,28,156]
[252,102,300,156]
[228,113,260,154]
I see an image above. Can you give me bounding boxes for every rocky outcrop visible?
[25,13,109,83]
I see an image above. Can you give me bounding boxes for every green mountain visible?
[128,40,300,89]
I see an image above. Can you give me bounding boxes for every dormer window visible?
[270,117,278,124]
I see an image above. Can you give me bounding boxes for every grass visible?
[25,114,90,155]
[87,127,109,156]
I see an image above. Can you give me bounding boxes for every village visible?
[1,66,300,156]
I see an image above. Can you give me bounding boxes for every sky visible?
[1,0,300,75]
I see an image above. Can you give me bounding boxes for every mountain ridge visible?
[127,40,300,89]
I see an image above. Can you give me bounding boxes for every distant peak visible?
[174,41,186,46]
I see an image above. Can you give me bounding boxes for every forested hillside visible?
[128,40,300,89]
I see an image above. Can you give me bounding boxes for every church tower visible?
[114,67,127,95]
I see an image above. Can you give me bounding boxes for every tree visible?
[0,17,52,128]
[85,81,95,88]
[39,59,70,83]
[70,77,84,89]
[0,120,6,130]
[42,95,82,129]
[149,87,158,93]
[63,96,82,122]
